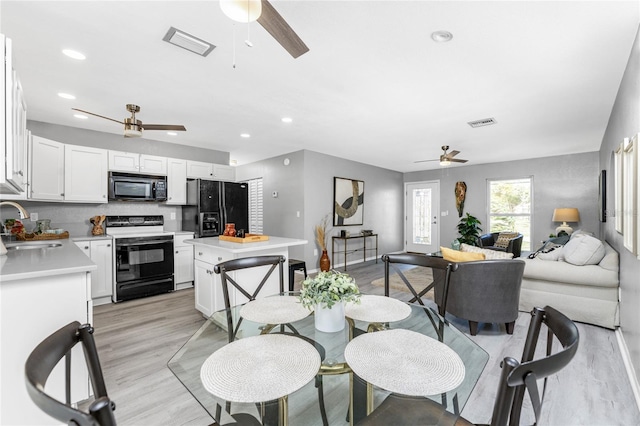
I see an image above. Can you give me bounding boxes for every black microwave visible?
[108,172,167,201]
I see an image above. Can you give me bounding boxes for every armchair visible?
[433,259,526,335]
[478,232,523,258]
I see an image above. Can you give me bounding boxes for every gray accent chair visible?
[478,232,524,258]
[433,259,526,335]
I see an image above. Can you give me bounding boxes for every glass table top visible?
[168,296,489,425]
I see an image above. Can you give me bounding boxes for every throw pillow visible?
[460,243,515,259]
[494,232,519,249]
[562,235,606,266]
[537,246,564,261]
[440,246,485,262]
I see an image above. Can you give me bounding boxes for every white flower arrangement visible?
[299,270,361,309]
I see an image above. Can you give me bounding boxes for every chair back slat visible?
[25,321,116,426]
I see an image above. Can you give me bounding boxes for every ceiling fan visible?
[414,145,469,166]
[72,104,186,138]
[220,0,309,58]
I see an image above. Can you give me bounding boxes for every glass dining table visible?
[168,294,489,425]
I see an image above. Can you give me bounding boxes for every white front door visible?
[405,181,440,254]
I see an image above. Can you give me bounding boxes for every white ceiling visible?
[1,1,638,172]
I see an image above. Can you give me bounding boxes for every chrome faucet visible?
[0,201,30,256]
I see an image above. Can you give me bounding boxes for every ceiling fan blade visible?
[450,158,468,163]
[257,0,309,58]
[72,108,124,124]
[413,159,439,163]
[447,150,460,158]
[141,124,187,131]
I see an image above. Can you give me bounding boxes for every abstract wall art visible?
[333,177,364,226]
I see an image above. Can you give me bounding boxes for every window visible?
[248,178,263,234]
[487,177,532,251]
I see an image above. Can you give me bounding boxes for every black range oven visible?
[106,215,174,302]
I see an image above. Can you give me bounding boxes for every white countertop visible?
[186,236,307,254]
[0,239,96,282]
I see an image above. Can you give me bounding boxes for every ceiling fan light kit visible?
[162,27,216,57]
[220,0,262,23]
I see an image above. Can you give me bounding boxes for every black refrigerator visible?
[182,179,249,237]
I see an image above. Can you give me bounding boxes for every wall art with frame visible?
[333,177,364,226]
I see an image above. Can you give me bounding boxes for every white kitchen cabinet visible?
[30,135,65,201]
[108,150,167,175]
[65,144,108,203]
[187,160,214,179]
[194,259,216,316]
[166,157,187,205]
[1,34,28,195]
[174,233,194,290]
[213,164,235,182]
[75,238,114,305]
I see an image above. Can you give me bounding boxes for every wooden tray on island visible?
[16,231,70,241]
[219,234,269,243]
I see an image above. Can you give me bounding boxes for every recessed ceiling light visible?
[57,92,76,100]
[62,49,86,60]
[431,30,453,43]
[240,133,251,138]
[167,132,178,136]
[281,117,293,123]
[163,27,215,57]
[73,114,88,119]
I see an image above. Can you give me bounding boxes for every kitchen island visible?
[0,238,95,425]
[186,236,307,317]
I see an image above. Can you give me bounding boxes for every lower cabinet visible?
[74,238,114,305]
[174,233,194,290]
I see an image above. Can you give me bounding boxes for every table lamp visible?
[552,208,580,235]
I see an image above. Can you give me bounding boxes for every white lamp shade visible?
[220,0,262,23]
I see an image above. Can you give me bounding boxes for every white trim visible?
[616,327,640,413]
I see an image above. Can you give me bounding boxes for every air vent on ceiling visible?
[467,117,497,128]
[163,27,215,57]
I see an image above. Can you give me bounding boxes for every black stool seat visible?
[288,259,308,291]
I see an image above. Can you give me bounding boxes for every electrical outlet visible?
[296,211,300,218]
[314,249,318,256]
[30,212,38,221]
[170,212,176,220]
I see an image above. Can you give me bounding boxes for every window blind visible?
[248,178,263,234]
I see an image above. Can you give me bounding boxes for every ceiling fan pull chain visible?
[232,23,237,69]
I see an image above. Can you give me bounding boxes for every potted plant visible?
[299,270,361,332]
[456,213,483,247]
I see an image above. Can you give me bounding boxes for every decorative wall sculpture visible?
[333,177,364,226]
[455,181,467,217]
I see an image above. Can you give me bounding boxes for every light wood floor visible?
[93,260,640,425]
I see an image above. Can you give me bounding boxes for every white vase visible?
[314,301,345,332]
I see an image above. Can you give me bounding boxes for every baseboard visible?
[616,327,640,412]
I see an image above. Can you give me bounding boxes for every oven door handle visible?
[116,240,171,247]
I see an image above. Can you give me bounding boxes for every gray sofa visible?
[519,240,619,329]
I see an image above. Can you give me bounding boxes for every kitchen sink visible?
[5,241,63,250]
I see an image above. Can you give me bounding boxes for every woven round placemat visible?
[240,296,311,324]
[344,295,411,323]
[345,329,465,396]
[200,334,321,403]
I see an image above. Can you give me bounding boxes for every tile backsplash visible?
[1,201,182,236]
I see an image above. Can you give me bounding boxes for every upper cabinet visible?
[187,160,214,179]
[187,160,235,181]
[1,34,28,195]
[166,158,187,205]
[30,136,65,201]
[213,164,235,182]
[108,150,167,175]
[64,144,108,202]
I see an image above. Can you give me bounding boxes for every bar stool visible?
[288,259,308,292]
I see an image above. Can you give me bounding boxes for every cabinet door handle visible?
[107,244,111,247]
[84,246,89,249]
[198,252,203,256]
[218,257,223,261]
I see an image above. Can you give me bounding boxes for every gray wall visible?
[404,152,600,250]
[27,120,229,164]
[237,150,404,270]
[600,25,640,385]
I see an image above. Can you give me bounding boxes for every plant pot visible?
[314,301,345,332]
[319,249,330,272]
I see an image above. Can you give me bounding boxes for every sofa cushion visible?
[562,235,605,266]
[537,246,563,261]
[460,243,514,259]
[440,246,485,262]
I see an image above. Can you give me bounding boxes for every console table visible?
[332,234,378,271]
